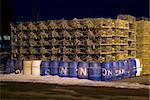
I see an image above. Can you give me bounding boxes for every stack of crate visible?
[28,22,42,60]
[93,18,129,61]
[11,22,28,60]
[60,20,72,61]
[136,19,150,75]
[99,18,113,62]
[11,16,132,62]
[114,19,129,60]
[70,18,94,61]
[80,19,95,61]
[117,15,136,58]
[11,21,49,60]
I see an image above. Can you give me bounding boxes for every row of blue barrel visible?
[6,58,137,81]
[6,59,23,74]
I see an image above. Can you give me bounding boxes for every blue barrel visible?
[78,62,88,79]
[15,60,23,74]
[6,59,15,74]
[101,62,113,81]
[89,62,101,81]
[112,61,122,80]
[123,60,129,77]
[118,60,126,80]
[128,58,137,77]
[69,61,78,77]
[50,60,59,75]
[59,61,69,77]
[41,61,50,76]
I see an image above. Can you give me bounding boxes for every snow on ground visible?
[0,74,149,90]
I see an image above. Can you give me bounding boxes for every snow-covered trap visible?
[4,58,143,81]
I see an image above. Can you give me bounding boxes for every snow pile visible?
[0,74,149,89]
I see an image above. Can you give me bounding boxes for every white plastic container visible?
[23,61,32,75]
[135,58,142,76]
[31,60,42,76]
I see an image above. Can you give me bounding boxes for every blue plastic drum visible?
[50,60,59,75]
[69,61,78,77]
[112,61,121,80]
[41,61,50,76]
[6,59,15,74]
[101,62,113,81]
[78,62,89,79]
[128,58,137,77]
[59,61,69,77]
[118,60,126,80]
[89,62,101,81]
[123,60,129,77]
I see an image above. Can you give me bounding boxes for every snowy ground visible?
[0,74,149,90]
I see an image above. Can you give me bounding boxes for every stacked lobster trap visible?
[117,15,136,58]
[136,19,150,75]
[11,16,132,62]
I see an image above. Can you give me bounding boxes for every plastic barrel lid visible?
[90,62,100,67]
[41,61,49,67]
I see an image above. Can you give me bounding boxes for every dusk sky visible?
[4,0,149,22]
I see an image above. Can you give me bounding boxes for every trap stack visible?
[136,18,150,75]
[11,17,133,62]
